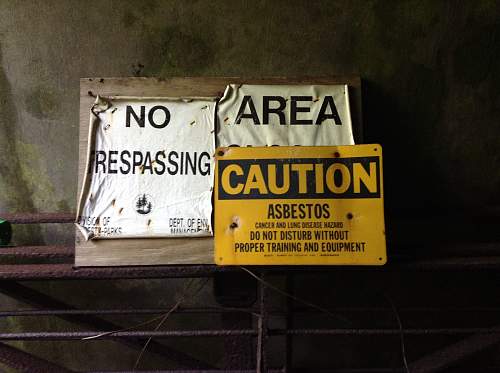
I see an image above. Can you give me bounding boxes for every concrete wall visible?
[1,0,499,370]
[2,1,500,227]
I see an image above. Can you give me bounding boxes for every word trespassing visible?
[89,150,211,175]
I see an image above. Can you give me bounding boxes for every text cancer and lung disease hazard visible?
[76,96,216,239]
[214,145,387,265]
[217,84,355,147]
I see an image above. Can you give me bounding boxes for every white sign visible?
[217,84,355,147]
[76,96,216,239]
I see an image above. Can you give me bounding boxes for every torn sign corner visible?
[91,95,112,116]
[218,84,236,104]
[75,221,93,241]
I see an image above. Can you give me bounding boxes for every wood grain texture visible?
[76,77,362,267]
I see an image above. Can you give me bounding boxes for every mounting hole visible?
[217,150,225,156]
[346,212,353,220]
[333,151,340,158]
[378,257,383,261]
[229,222,238,229]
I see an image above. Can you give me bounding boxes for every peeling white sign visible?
[76,96,216,239]
[217,84,355,147]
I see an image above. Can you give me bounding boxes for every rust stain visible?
[229,216,240,231]
[111,199,116,206]
[189,120,196,126]
[147,219,152,226]
[119,208,124,214]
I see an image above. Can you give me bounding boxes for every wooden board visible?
[75,77,363,267]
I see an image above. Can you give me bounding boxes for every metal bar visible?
[0,330,258,340]
[256,271,268,373]
[87,369,500,373]
[5,242,499,266]
[390,256,500,270]
[0,341,74,372]
[0,264,235,280]
[0,246,74,260]
[389,243,500,258]
[2,305,499,317]
[4,326,498,361]
[3,257,500,281]
[89,369,283,373]
[408,328,500,373]
[1,212,74,224]
[284,274,294,372]
[0,306,260,317]
[0,281,214,369]
[256,301,263,372]
[270,328,500,336]
[388,206,500,220]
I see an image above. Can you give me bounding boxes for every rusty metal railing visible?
[1,211,500,372]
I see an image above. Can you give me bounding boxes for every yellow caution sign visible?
[214,145,386,265]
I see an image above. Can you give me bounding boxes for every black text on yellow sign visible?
[214,145,386,265]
